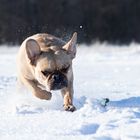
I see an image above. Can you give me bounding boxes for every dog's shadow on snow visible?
[109,97,140,108]
[74,96,140,110]
[15,96,140,115]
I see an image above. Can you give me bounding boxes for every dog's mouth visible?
[50,81,68,90]
[48,72,68,90]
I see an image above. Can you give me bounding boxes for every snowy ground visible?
[0,43,140,140]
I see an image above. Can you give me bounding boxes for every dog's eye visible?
[41,71,50,77]
[61,66,70,73]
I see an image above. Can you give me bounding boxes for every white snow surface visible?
[0,43,140,140]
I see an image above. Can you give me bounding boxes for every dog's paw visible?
[43,90,52,100]
[63,105,76,112]
[36,89,52,100]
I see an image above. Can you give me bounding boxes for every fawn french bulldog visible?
[17,32,77,112]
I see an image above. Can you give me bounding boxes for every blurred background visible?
[0,0,140,45]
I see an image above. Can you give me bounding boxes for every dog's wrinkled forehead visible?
[37,48,71,71]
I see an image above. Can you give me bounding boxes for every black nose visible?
[53,74,60,82]
[50,73,68,90]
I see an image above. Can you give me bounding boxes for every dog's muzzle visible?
[49,72,68,90]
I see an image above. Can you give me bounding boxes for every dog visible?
[17,32,77,112]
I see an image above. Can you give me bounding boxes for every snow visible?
[0,43,140,140]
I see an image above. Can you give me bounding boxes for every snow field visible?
[0,43,140,140]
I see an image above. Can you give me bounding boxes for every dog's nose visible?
[50,73,68,90]
[53,74,60,82]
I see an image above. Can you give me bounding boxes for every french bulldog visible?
[17,32,77,112]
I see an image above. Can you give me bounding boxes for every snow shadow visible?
[79,123,99,135]
[93,136,113,140]
[109,97,140,108]
[15,105,44,114]
[134,112,140,118]
[73,96,87,109]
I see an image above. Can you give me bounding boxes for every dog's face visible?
[35,49,72,90]
[25,33,77,91]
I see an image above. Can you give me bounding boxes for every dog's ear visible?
[26,39,41,65]
[63,32,77,59]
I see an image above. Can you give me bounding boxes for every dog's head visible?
[25,32,77,91]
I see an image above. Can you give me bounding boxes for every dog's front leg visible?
[61,84,76,112]
[22,78,52,100]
